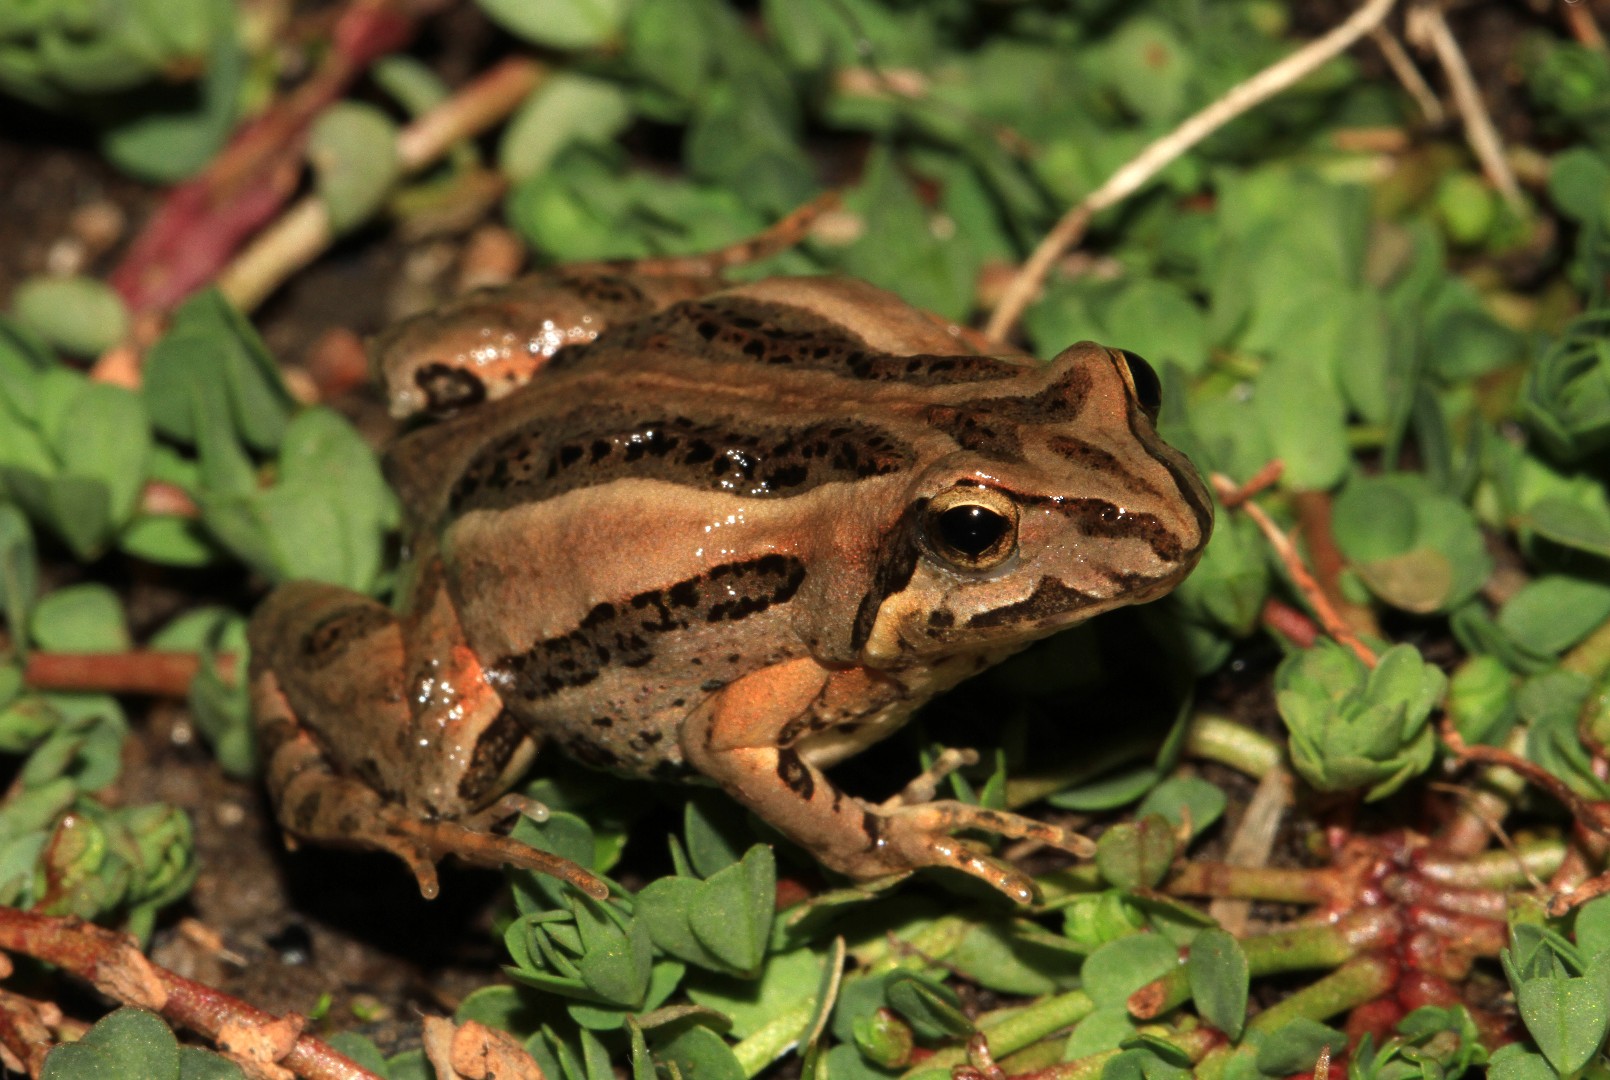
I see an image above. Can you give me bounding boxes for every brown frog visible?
[248,267,1213,903]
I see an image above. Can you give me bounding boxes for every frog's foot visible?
[400,802,612,901]
[871,800,1095,903]
[275,763,608,900]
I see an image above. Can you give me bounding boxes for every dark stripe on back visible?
[451,413,914,514]
[920,365,1096,460]
[605,298,1028,384]
[850,499,928,653]
[493,554,807,702]
[967,577,1096,628]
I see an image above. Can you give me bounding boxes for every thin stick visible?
[1562,1,1607,52]
[1370,26,1446,123]
[218,58,545,313]
[983,0,1402,342]
[1407,1,1526,214]
[0,908,380,1080]
[1208,765,1295,936]
[1211,473,1380,667]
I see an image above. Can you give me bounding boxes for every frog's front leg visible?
[679,658,1091,903]
[248,581,606,899]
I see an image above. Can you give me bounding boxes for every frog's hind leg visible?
[248,582,607,899]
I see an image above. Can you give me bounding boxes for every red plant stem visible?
[0,908,380,1080]
[23,652,237,697]
[1263,597,1320,647]
[108,0,421,314]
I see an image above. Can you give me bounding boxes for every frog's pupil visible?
[939,505,1007,557]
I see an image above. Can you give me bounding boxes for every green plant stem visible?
[1416,838,1566,889]
[1166,860,1339,905]
[997,1026,1222,1080]
[1132,909,1396,1018]
[1196,955,1397,1080]
[901,990,1096,1078]
[1183,714,1284,777]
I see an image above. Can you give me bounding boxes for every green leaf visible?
[686,947,822,1040]
[570,897,652,1006]
[1334,473,1491,613]
[30,583,130,651]
[885,973,973,1038]
[1499,575,1610,658]
[1253,1019,1345,1075]
[1063,1006,1139,1061]
[949,920,1082,996]
[11,275,129,357]
[1487,1043,1563,1080]
[309,102,401,234]
[43,1008,180,1080]
[1081,933,1180,1008]
[1514,967,1610,1075]
[1187,928,1248,1040]
[143,289,292,454]
[178,1046,247,1080]
[100,23,244,183]
[1137,777,1226,841]
[1253,354,1349,491]
[500,73,633,182]
[476,0,629,49]
[686,845,775,974]
[655,1023,745,1080]
[683,794,746,878]
[0,504,38,640]
[1102,280,1209,376]
[1095,814,1177,890]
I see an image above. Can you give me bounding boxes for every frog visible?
[247,268,1213,904]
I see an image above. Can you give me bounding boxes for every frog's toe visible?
[897,801,1095,858]
[408,816,611,900]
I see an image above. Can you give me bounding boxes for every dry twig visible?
[218,58,547,313]
[1371,25,1446,122]
[1210,471,1380,668]
[984,0,1402,342]
[1406,0,1527,214]
[0,909,379,1079]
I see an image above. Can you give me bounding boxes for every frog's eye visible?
[1115,349,1162,422]
[924,488,1019,571]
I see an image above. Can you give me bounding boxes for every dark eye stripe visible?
[849,499,928,653]
[965,576,1096,628]
[492,554,807,703]
[450,412,915,514]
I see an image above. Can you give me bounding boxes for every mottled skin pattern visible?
[248,274,1213,902]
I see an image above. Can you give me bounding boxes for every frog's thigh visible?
[678,658,915,880]
[249,582,510,834]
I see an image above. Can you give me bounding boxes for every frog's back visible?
[391,277,1053,777]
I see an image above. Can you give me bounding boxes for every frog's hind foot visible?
[402,809,611,901]
[254,658,607,901]
[874,800,1097,904]
[275,755,606,900]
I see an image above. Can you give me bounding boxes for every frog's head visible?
[853,342,1213,664]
